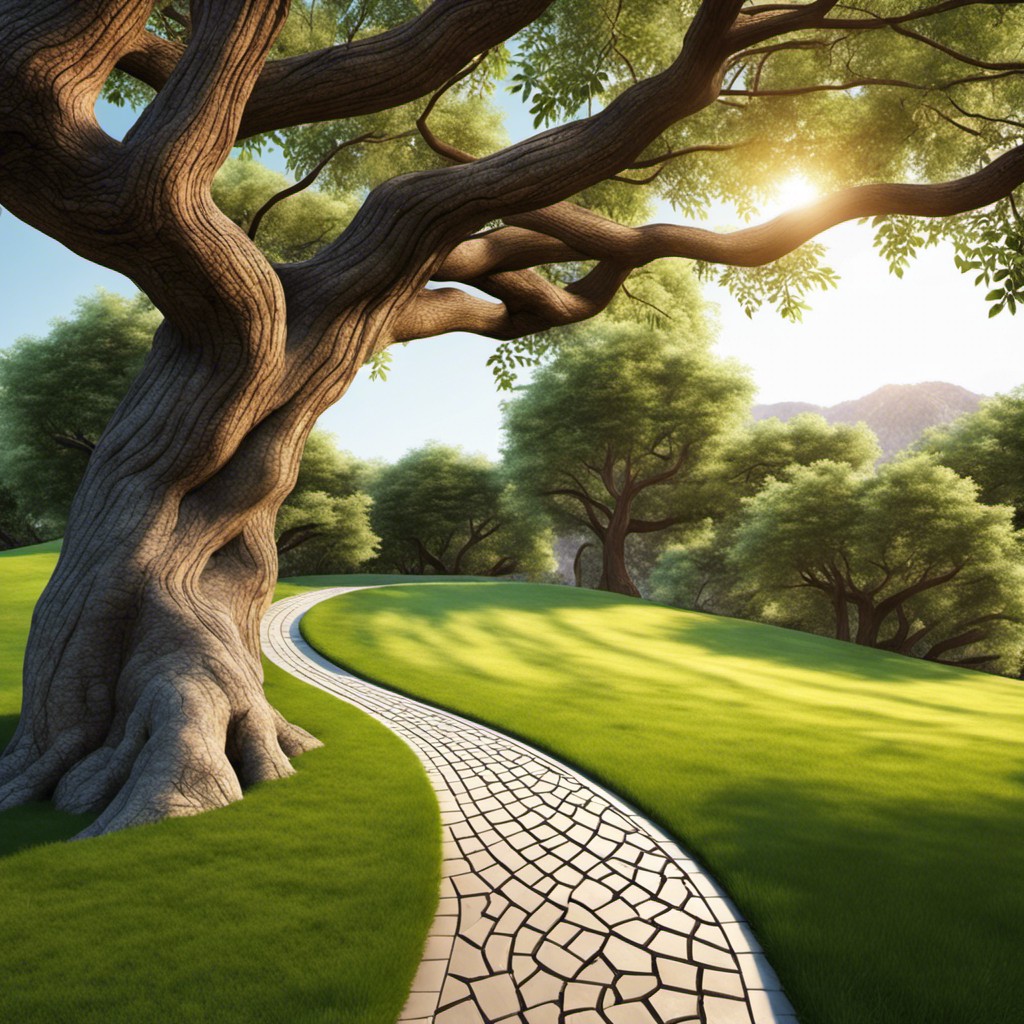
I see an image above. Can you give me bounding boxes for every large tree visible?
[504,265,752,596]
[727,457,1024,671]
[371,443,552,577]
[4,1,1024,834]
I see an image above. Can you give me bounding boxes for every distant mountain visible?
[752,382,986,459]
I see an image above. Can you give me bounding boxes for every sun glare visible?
[769,175,820,214]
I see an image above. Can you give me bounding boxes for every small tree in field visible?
[728,457,1024,671]
[503,267,752,597]
[372,443,552,577]
[5,0,1024,833]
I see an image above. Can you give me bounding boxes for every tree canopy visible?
[727,456,1024,672]
[652,413,881,611]
[920,387,1024,528]
[716,413,881,497]
[371,443,553,577]
[503,265,752,596]
[276,429,378,577]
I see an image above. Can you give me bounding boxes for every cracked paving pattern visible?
[262,588,799,1024]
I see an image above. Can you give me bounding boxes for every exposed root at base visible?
[0,671,322,838]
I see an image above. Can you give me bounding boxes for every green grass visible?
[303,582,1024,1024]
[0,548,440,1024]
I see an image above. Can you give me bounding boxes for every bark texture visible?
[3,0,1024,834]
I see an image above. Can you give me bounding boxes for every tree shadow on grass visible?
[0,714,92,856]
[689,773,1024,1024]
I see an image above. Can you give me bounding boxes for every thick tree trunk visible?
[597,516,640,598]
[573,542,593,587]
[0,319,365,836]
[833,592,851,642]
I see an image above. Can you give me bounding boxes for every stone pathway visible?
[262,588,798,1024]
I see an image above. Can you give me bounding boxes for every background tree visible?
[0,485,40,552]
[716,414,880,497]
[919,387,1024,527]
[371,443,552,577]
[5,1,1024,833]
[652,415,880,612]
[0,291,158,535]
[276,429,378,577]
[504,266,752,597]
[650,524,742,614]
[726,457,1024,672]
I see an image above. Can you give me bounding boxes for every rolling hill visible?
[752,381,984,458]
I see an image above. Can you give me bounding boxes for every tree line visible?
[4,254,1023,677]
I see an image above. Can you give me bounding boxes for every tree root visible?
[1,667,322,838]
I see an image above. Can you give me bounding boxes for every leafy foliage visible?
[715,413,880,497]
[276,430,379,577]
[653,415,881,613]
[211,157,358,262]
[697,242,838,322]
[950,200,1024,317]
[0,291,159,534]
[920,386,1024,527]
[370,443,553,577]
[726,457,1024,673]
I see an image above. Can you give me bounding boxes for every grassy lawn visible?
[303,582,1024,1024]
[0,546,440,1024]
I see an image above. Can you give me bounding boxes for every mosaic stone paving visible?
[262,588,798,1024]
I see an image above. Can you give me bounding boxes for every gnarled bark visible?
[0,317,363,834]
[5,0,1024,834]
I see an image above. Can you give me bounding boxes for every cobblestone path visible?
[262,588,798,1024]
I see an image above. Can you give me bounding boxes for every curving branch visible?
[416,52,489,165]
[721,69,1024,99]
[116,0,557,138]
[887,21,1024,72]
[396,261,630,342]
[504,143,1024,269]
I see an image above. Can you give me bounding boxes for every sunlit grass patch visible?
[0,549,440,1024]
[304,582,1024,1024]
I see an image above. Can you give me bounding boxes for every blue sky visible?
[2,98,1022,461]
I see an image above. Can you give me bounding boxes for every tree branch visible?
[275,522,323,555]
[117,1,557,138]
[248,130,415,242]
[396,261,631,342]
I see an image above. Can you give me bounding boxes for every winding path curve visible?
[262,588,799,1024]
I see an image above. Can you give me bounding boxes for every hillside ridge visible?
[752,381,985,458]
